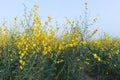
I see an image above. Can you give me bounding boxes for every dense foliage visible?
[0,4,120,80]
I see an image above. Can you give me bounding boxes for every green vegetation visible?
[0,3,119,80]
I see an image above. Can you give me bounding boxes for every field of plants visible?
[0,4,120,80]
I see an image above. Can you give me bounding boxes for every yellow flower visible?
[13,23,18,28]
[85,61,89,65]
[47,46,52,52]
[19,59,25,65]
[20,53,25,59]
[19,59,23,64]
[20,65,23,70]
[26,47,28,51]
[34,27,38,31]
[45,21,48,25]
[93,53,98,59]
[21,37,24,41]
[98,57,101,62]
[56,27,59,32]
[34,15,41,23]
[47,15,52,22]
[61,41,65,45]
[71,39,75,43]
[43,51,47,55]
[81,41,87,46]
[33,4,39,10]
[33,44,36,47]
[56,59,64,64]
[69,44,74,47]
[23,19,26,24]
[36,32,41,39]
[64,31,69,37]
[59,44,64,50]
[93,53,101,62]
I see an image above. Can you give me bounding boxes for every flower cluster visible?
[0,4,120,80]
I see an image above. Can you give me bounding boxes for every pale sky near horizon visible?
[0,0,120,37]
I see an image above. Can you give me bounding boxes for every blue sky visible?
[0,0,120,37]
